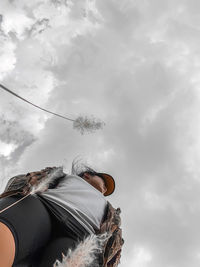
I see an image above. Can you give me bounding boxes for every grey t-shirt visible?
[41,174,108,234]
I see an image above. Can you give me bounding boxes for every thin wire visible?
[0,194,30,214]
[0,84,75,122]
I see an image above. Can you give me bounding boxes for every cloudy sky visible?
[1,0,200,266]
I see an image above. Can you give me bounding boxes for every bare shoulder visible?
[0,222,16,266]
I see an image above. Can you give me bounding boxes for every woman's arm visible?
[0,222,16,266]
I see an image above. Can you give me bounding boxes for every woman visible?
[0,164,117,266]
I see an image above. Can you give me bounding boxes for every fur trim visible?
[30,167,64,194]
[53,233,109,267]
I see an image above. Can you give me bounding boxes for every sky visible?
[1,0,200,266]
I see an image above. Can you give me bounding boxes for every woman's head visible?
[79,171,107,195]
[71,159,115,196]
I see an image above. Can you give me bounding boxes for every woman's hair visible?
[71,157,99,178]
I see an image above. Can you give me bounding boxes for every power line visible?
[0,83,74,122]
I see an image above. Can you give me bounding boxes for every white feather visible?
[53,233,109,267]
[30,167,65,195]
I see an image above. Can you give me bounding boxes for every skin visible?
[0,222,16,267]
[82,172,107,195]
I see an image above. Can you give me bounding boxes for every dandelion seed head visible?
[73,115,105,135]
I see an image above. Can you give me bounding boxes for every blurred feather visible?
[53,233,109,267]
[30,166,65,195]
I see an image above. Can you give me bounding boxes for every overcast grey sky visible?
[1,0,200,266]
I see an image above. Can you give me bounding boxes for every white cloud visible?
[124,246,152,267]
[143,190,169,211]
[0,140,17,157]
[1,6,34,39]
[0,38,16,81]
